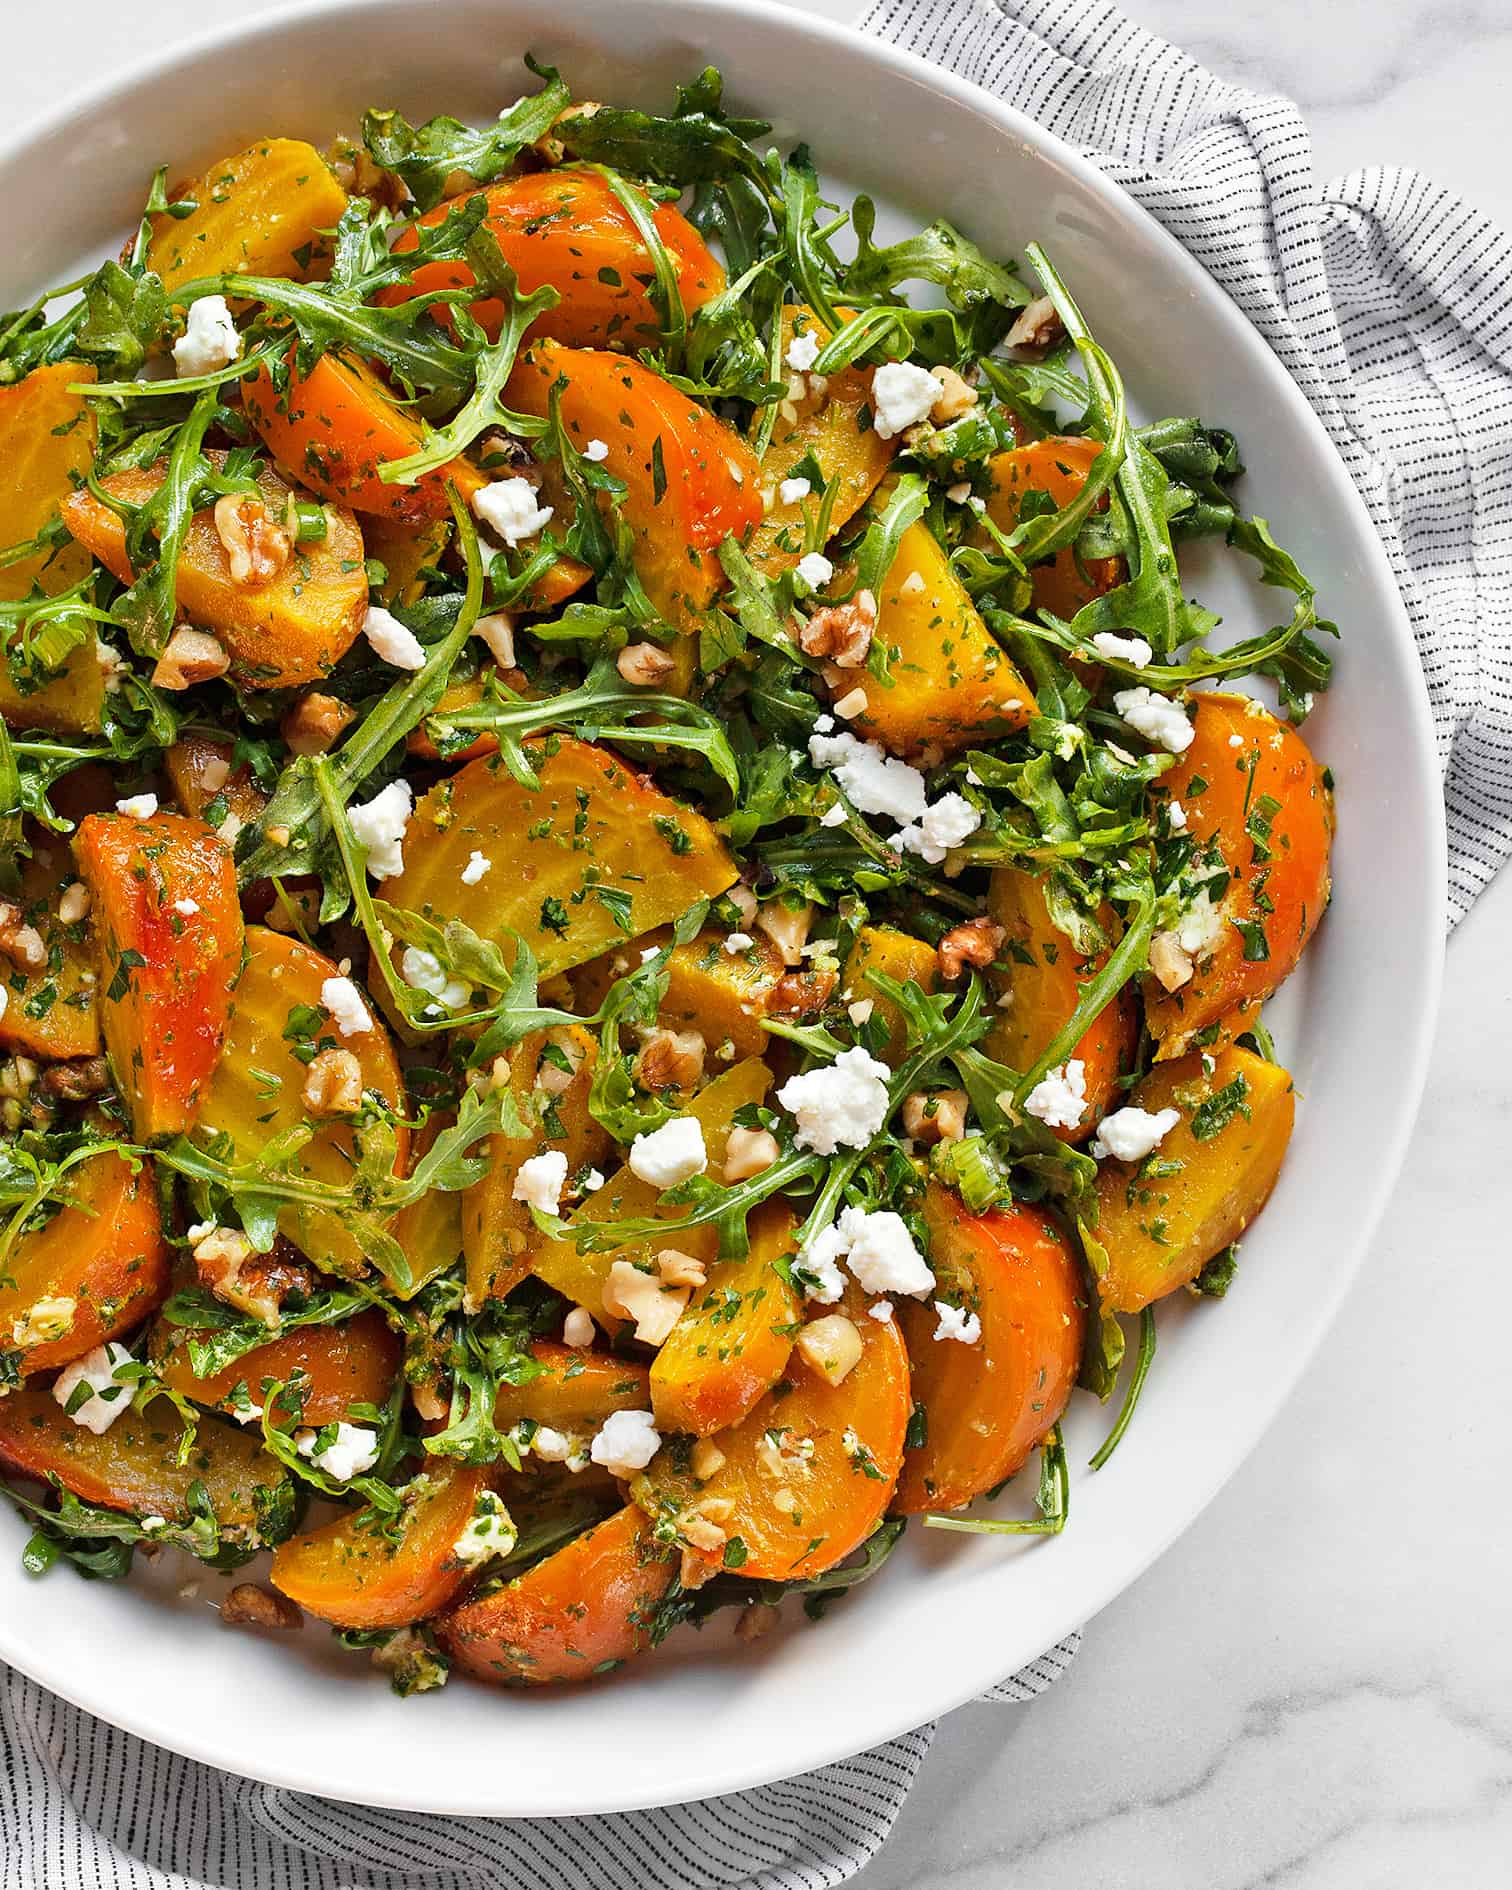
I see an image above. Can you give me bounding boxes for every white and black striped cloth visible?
[7,0,1512,1884]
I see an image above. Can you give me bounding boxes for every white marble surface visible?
[6,2,1510,1885]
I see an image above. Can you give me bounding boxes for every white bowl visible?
[0,0,1444,1816]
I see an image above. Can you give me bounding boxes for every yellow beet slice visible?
[573,924,787,1060]
[0,833,100,1061]
[147,139,348,288]
[841,924,938,1062]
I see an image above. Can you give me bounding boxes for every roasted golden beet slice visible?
[270,1461,491,1629]
[61,455,367,689]
[506,342,762,633]
[386,167,723,348]
[893,1188,1084,1513]
[0,362,103,735]
[0,1151,167,1377]
[982,437,1123,621]
[155,1306,400,1428]
[531,1058,773,1315]
[437,1503,674,1686]
[73,810,242,1140]
[1146,692,1334,1059]
[195,927,408,1276]
[1094,1044,1295,1313]
[385,737,737,982]
[573,924,788,1061]
[147,138,347,287]
[162,732,268,835]
[986,867,1137,1142]
[841,924,939,1062]
[650,1202,801,1438]
[0,1389,293,1540]
[0,834,100,1062]
[846,522,1035,758]
[747,305,896,576]
[634,1286,911,1582]
[493,1343,649,1435]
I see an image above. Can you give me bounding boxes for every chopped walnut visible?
[766,965,837,1018]
[657,1248,707,1290]
[798,591,876,669]
[281,691,356,758]
[0,900,46,972]
[220,1583,302,1632]
[902,1087,969,1146]
[601,1259,689,1347]
[755,900,813,967]
[929,366,979,424]
[302,1047,365,1117]
[1007,295,1066,353]
[722,1126,780,1183]
[213,494,292,587]
[795,1313,863,1387]
[938,917,1005,981]
[151,627,230,691]
[193,1227,311,1330]
[56,883,90,926]
[535,99,603,165]
[1148,930,1195,993]
[678,1547,717,1589]
[38,1057,110,1104]
[689,1438,727,1481]
[680,1505,730,1554]
[536,1026,586,1097]
[735,1603,780,1643]
[616,641,676,687]
[635,1026,705,1093]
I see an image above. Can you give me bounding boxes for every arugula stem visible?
[1088,1307,1156,1470]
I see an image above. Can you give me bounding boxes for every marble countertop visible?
[7,2,1509,1884]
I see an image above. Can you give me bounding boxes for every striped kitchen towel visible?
[8,1,1512,1886]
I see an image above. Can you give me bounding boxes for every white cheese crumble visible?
[797,1221,849,1304]
[868,1299,894,1322]
[172,897,200,917]
[1022,1059,1088,1130]
[843,1206,935,1297]
[348,779,413,880]
[777,1045,892,1157]
[933,1300,982,1345]
[795,551,834,589]
[1167,800,1188,832]
[1090,1104,1182,1163]
[1228,732,1245,748]
[473,612,515,668]
[1114,686,1194,754]
[51,1342,134,1435]
[399,946,470,1011]
[820,802,848,827]
[723,932,754,953]
[320,975,372,1037]
[870,361,944,439]
[472,476,553,546]
[297,1422,380,1482]
[1091,631,1153,668]
[1176,886,1227,957]
[0,989,7,1023]
[172,294,241,378]
[460,849,492,885]
[786,329,822,372]
[581,1168,606,1194]
[894,791,981,865]
[590,1408,661,1478]
[583,438,610,462]
[779,476,812,505]
[808,729,928,826]
[115,793,157,821]
[452,1489,517,1567]
[627,1115,707,1188]
[512,1149,569,1214]
[361,604,426,671]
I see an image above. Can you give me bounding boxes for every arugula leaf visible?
[845,195,1028,316]
[361,62,572,212]
[75,262,167,373]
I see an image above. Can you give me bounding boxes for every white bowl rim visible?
[0,0,1447,1816]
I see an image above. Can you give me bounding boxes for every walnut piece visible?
[754,900,813,967]
[38,1057,110,1104]
[220,1583,303,1632]
[617,641,676,687]
[1148,930,1196,993]
[635,1026,705,1093]
[151,626,230,692]
[798,591,876,669]
[722,1126,780,1183]
[929,365,979,424]
[902,1087,969,1146]
[0,900,46,972]
[1007,295,1066,353]
[281,691,356,758]
[601,1260,689,1347]
[213,494,292,587]
[766,965,837,1018]
[938,917,1005,981]
[795,1314,863,1387]
[193,1228,312,1330]
[302,1046,365,1117]
[657,1248,707,1290]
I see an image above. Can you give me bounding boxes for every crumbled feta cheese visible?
[1167,800,1188,832]
[583,438,610,463]
[1176,887,1227,958]
[797,1221,849,1304]
[172,294,241,378]
[1091,632,1153,668]
[933,1300,982,1345]
[779,476,812,505]
[472,477,553,547]
[581,1168,606,1194]
[0,989,7,1023]
[349,780,413,880]
[528,1426,580,1465]
[399,946,470,1011]
[777,1045,892,1157]
[868,1300,894,1323]
[723,932,754,954]
[627,1115,707,1188]
[115,793,157,821]
[320,975,372,1037]
[51,1342,134,1434]
[839,1205,934,1297]
[894,791,981,865]
[870,361,944,439]
[460,849,492,885]
[808,729,928,826]
[452,1489,517,1566]
[847,999,874,1027]
[297,1422,380,1481]
[946,480,973,504]
[172,897,200,917]
[361,604,426,671]
[1114,687,1194,754]
[640,945,661,964]
[795,551,834,589]
[1022,1059,1088,1130]
[562,1306,596,1347]
[813,713,835,734]
[786,329,822,372]
[473,612,515,668]
[820,802,848,827]
[1090,1104,1182,1163]
[590,1408,661,1478]
[512,1149,569,1214]
[1228,732,1245,748]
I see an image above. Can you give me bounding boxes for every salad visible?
[0,63,1334,1693]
